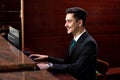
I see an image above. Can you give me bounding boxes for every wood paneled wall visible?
[0,0,21,28]
[24,0,120,67]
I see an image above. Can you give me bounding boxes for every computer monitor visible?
[8,26,21,49]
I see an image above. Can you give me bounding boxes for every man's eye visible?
[68,20,72,23]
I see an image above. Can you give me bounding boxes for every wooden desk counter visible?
[0,36,76,80]
[0,36,35,72]
[0,70,76,80]
[0,70,58,80]
[53,72,76,80]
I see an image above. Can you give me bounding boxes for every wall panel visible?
[24,0,120,67]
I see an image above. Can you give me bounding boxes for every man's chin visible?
[67,31,72,34]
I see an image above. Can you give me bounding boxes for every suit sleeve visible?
[47,53,70,72]
[49,41,97,73]
[67,41,97,75]
[48,56,64,64]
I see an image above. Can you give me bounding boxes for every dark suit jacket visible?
[48,31,98,80]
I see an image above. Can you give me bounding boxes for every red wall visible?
[24,0,120,67]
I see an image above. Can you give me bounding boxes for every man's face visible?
[65,13,79,34]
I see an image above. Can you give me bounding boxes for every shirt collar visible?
[74,29,86,42]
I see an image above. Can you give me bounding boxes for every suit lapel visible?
[69,31,89,59]
[68,40,74,56]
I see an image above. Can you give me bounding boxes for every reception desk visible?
[0,70,58,80]
[0,36,36,72]
[0,36,76,80]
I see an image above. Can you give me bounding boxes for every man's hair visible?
[66,7,87,26]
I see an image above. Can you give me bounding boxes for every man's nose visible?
[64,22,67,27]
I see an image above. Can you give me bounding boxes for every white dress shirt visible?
[74,29,86,42]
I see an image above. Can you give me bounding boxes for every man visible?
[29,7,98,80]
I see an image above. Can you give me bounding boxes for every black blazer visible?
[48,31,98,80]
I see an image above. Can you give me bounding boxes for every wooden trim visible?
[21,0,24,51]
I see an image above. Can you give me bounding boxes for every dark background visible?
[0,0,120,68]
[24,0,120,67]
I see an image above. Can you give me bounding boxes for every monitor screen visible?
[8,26,21,50]
[9,26,19,37]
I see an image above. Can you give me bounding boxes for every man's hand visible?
[37,63,49,70]
[29,54,48,60]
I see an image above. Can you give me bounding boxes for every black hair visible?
[66,7,87,26]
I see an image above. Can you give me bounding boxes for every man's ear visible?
[78,19,83,27]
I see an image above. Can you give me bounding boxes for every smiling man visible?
[29,7,98,80]
[65,8,86,38]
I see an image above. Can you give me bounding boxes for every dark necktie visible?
[70,39,76,54]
